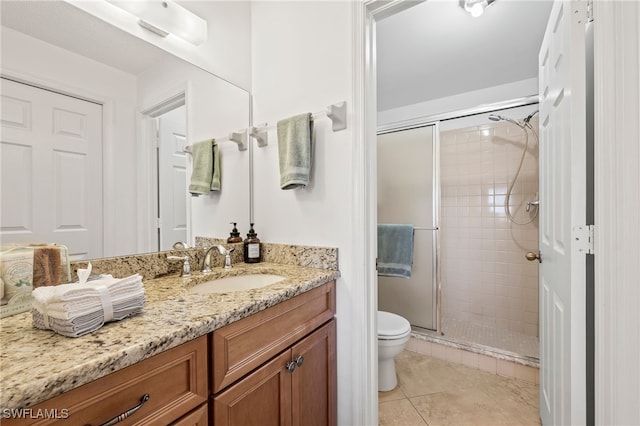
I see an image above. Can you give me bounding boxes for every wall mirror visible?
[0,1,251,266]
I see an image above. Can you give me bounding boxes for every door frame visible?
[0,67,115,256]
[593,2,640,424]
[351,1,425,424]
[138,83,192,253]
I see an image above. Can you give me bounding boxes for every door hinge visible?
[586,0,594,22]
[573,225,595,255]
[156,217,162,229]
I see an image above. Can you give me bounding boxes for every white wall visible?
[1,27,139,257]
[250,2,356,423]
[378,77,538,127]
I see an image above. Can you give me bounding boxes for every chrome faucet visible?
[167,255,191,277]
[203,245,235,272]
[172,241,191,250]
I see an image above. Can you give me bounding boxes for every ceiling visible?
[376,0,553,112]
[1,0,171,75]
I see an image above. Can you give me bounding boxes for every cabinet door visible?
[291,319,336,426]
[213,350,292,426]
[171,404,208,426]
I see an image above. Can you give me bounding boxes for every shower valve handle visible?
[526,200,540,212]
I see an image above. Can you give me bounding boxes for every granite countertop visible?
[0,262,340,410]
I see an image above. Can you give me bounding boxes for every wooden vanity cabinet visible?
[3,281,336,426]
[4,336,208,426]
[211,281,337,426]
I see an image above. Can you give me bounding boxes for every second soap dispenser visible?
[243,223,262,263]
[227,222,243,243]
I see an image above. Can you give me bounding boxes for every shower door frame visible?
[377,94,539,338]
[377,122,441,332]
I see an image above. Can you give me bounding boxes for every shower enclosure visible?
[377,102,540,362]
[377,124,438,331]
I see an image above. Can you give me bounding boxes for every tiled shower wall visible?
[440,119,539,337]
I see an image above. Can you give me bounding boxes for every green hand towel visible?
[189,139,220,195]
[277,113,313,190]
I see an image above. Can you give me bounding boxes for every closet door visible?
[158,106,188,251]
[0,78,103,259]
[377,124,437,330]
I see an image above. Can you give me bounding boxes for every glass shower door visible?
[377,124,438,330]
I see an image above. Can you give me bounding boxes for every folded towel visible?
[32,300,144,337]
[377,224,415,278]
[31,274,145,337]
[189,139,220,195]
[277,113,313,190]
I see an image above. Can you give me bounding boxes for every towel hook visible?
[250,123,269,147]
[229,130,248,151]
[326,101,347,131]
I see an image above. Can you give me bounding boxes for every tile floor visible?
[440,317,540,359]
[379,351,541,426]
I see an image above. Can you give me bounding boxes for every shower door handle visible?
[525,251,541,263]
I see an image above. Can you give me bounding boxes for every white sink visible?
[188,274,286,294]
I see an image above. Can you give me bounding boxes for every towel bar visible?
[249,101,348,148]
[183,129,248,153]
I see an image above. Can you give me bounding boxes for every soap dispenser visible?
[227,222,243,243]
[243,223,262,263]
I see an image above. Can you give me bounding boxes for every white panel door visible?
[538,1,587,424]
[158,106,187,251]
[1,78,103,260]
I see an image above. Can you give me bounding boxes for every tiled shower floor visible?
[440,317,540,360]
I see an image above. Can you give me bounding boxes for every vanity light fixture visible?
[108,1,207,45]
[460,0,496,18]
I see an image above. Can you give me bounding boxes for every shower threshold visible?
[411,323,540,368]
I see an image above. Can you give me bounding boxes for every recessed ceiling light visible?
[460,0,496,18]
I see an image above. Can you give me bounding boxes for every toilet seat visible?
[378,311,411,340]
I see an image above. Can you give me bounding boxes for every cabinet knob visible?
[285,361,296,373]
[294,355,304,367]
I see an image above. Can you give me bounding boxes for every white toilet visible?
[377,310,411,391]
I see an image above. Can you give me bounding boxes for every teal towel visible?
[377,224,414,278]
[189,139,220,195]
[277,113,313,190]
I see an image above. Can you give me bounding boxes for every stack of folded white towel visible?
[31,273,145,337]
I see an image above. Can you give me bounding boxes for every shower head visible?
[488,114,525,128]
[524,110,539,124]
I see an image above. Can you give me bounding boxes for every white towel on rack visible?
[277,113,313,190]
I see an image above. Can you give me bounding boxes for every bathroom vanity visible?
[0,246,339,426]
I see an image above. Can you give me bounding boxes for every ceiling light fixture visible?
[108,1,207,46]
[460,0,496,18]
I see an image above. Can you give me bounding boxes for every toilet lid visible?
[378,311,411,338]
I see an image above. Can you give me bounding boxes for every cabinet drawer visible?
[212,281,335,392]
[5,336,208,426]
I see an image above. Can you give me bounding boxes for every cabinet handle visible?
[285,361,297,373]
[294,355,304,367]
[87,393,150,426]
